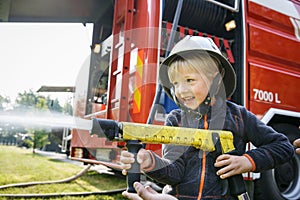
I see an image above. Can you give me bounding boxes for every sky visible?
[0,23,93,106]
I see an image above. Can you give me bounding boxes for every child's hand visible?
[120,149,153,175]
[293,138,300,155]
[214,154,253,179]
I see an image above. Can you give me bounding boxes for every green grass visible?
[0,146,127,200]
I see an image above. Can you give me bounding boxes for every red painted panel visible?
[246,1,300,113]
[248,24,300,67]
[248,1,295,36]
[249,62,300,115]
[128,0,160,123]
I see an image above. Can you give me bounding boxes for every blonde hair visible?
[168,52,221,87]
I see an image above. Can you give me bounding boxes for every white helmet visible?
[159,35,236,99]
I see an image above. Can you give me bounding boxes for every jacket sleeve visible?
[144,109,188,185]
[240,106,295,172]
[145,145,189,185]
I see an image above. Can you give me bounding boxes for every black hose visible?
[163,0,232,38]
[0,164,92,190]
[0,188,126,198]
[0,164,126,198]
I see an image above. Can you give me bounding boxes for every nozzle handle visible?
[227,150,249,199]
[228,174,247,196]
[212,133,249,199]
[126,140,143,193]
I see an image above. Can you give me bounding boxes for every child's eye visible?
[186,79,194,83]
[172,82,178,86]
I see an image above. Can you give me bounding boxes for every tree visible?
[62,101,73,116]
[0,95,11,110]
[1,89,73,153]
[0,95,16,145]
[14,90,38,110]
[14,90,64,112]
[27,128,49,153]
[46,96,63,112]
[13,90,51,152]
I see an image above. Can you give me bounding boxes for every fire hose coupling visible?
[90,118,122,140]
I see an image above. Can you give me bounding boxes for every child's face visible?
[171,67,209,110]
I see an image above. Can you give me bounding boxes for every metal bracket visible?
[290,18,300,41]
[206,0,240,12]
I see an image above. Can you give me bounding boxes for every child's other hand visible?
[293,138,300,155]
[120,149,153,175]
[120,150,135,175]
[214,154,252,179]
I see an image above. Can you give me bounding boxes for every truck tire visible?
[254,123,300,200]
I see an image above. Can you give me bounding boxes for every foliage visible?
[47,97,63,112]
[23,137,33,148]
[14,90,39,110]
[0,89,73,151]
[0,95,11,110]
[28,129,49,152]
[63,101,73,115]
[14,90,63,112]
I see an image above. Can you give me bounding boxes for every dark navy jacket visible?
[145,100,294,200]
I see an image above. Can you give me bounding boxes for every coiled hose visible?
[163,0,232,38]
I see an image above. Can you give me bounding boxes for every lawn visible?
[0,146,127,200]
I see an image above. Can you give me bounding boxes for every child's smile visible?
[179,95,198,110]
[171,68,210,110]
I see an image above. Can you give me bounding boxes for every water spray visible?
[0,113,92,130]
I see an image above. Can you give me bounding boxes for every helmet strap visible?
[209,72,223,97]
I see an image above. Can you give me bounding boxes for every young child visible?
[121,36,294,200]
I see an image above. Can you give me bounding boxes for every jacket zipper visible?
[197,114,208,200]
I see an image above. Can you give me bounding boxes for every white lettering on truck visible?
[253,88,281,104]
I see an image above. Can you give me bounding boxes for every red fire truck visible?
[70,0,300,199]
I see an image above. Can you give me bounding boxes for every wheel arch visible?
[254,108,300,200]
